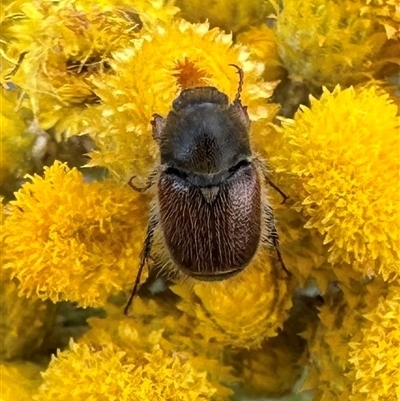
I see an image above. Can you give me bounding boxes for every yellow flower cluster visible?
[237,25,287,81]
[304,279,400,400]
[1,0,399,399]
[0,361,43,401]
[275,0,396,87]
[0,88,33,185]
[1,0,178,135]
[348,282,400,400]
[83,301,236,398]
[272,85,400,280]
[37,340,217,401]
[176,0,274,33]
[0,273,57,360]
[174,245,293,348]
[36,299,238,401]
[2,161,149,307]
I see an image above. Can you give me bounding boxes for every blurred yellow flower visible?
[85,19,279,182]
[304,279,400,400]
[348,282,400,400]
[237,24,286,82]
[1,161,148,307]
[361,0,400,40]
[0,361,43,401]
[175,0,274,33]
[0,88,34,185]
[1,0,178,135]
[273,85,400,279]
[0,272,57,360]
[235,329,306,397]
[276,0,392,87]
[173,245,294,348]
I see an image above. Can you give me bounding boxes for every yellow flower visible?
[36,340,217,401]
[175,0,274,33]
[36,302,228,401]
[173,245,294,348]
[0,361,43,401]
[85,19,278,182]
[304,278,399,401]
[237,24,287,82]
[1,0,178,136]
[1,161,149,307]
[360,0,400,40]
[0,273,57,360]
[348,283,400,400]
[83,301,236,399]
[0,88,34,186]
[276,0,391,87]
[234,328,306,397]
[272,85,400,279]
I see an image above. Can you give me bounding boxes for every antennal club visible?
[229,64,244,104]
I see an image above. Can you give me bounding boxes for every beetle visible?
[124,65,289,315]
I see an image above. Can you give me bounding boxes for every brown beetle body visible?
[158,161,262,280]
[124,66,289,315]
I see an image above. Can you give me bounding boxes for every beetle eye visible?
[228,159,250,174]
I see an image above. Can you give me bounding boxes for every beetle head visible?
[152,73,251,175]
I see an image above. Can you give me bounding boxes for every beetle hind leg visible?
[262,203,291,277]
[124,212,159,316]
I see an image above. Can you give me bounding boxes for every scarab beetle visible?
[124,65,289,315]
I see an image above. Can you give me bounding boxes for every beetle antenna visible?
[229,64,244,103]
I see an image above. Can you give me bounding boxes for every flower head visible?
[0,273,57,360]
[0,88,34,185]
[84,19,278,182]
[1,161,149,307]
[276,0,392,87]
[36,340,217,401]
[176,0,274,33]
[304,279,400,400]
[272,85,400,279]
[83,301,236,398]
[348,282,400,400]
[1,0,178,135]
[37,299,236,401]
[173,245,294,348]
[0,361,43,401]
[237,25,286,82]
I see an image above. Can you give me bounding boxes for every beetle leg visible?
[124,213,159,316]
[262,203,291,277]
[128,168,158,193]
[264,175,289,205]
[272,237,291,277]
[253,157,289,204]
